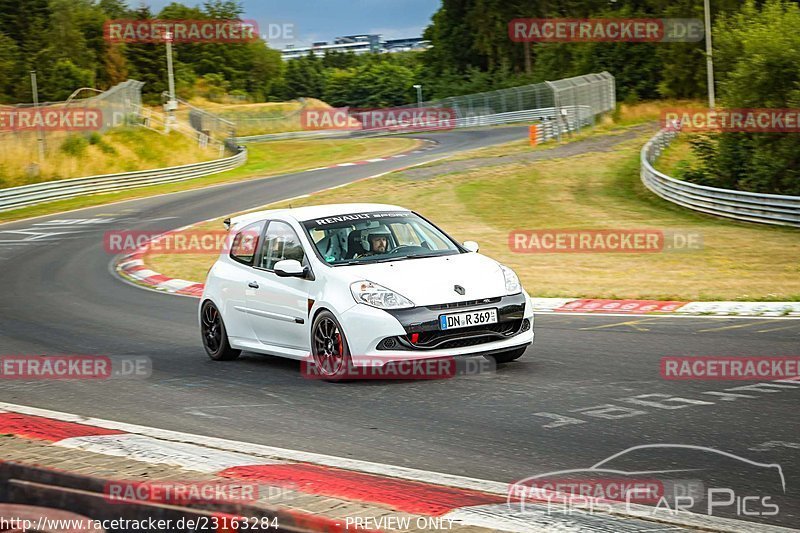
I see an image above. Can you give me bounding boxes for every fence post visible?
[544,80,561,141]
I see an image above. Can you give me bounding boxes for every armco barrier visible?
[239,107,586,144]
[0,147,246,213]
[641,128,800,227]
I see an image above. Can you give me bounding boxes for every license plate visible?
[439,308,498,330]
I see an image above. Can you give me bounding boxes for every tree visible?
[0,33,20,100]
[685,0,800,194]
[283,54,325,99]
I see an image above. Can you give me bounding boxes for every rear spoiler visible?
[224,212,265,232]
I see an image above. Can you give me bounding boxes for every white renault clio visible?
[200,203,533,376]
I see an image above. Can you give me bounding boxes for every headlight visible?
[499,264,521,295]
[350,281,414,309]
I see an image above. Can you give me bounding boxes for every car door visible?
[220,219,266,343]
[245,220,312,351]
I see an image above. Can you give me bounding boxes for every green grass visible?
[0,137,419,225]
[653,134,701,178]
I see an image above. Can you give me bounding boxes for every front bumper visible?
[339,292,534,366]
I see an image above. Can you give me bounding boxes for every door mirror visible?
[274,259,306,278]
[463,240,479,253]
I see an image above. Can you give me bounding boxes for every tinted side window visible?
[230,220,265,265]
[259,221,305,270]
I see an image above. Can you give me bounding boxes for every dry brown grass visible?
[0,128,216,189]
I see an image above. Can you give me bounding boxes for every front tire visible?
[484,346,527,364]
[201,301,241,361]
[310,310,352,380]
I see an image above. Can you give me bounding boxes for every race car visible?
[200,203,534,377]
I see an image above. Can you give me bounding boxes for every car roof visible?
[229,203,410,228]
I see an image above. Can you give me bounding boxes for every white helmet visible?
[361,227,391,252]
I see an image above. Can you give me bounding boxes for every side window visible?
[259,221,305,271]
[230,220,265,265]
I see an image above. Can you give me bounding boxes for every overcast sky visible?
[142,0,441,48]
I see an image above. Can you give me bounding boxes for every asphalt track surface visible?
[0,126,798,529]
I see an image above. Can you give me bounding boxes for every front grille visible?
[416,320,520,344]
[427,297,502,311]
[394,319,523,350]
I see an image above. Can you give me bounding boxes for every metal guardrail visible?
[641,128,800,227]
[0,148,247,213]
[239,106,593,143]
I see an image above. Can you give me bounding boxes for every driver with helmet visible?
[356,227,392,257]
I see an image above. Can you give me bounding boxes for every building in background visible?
[382,37,428,53]
[280,34,429,60]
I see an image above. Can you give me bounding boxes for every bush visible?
[86,132,117,155]
[685,0,800,195]
[60,135,89,157]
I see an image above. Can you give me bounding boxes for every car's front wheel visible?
[485,346,527,364]
[201,301,241,361]
[311,310,352,380]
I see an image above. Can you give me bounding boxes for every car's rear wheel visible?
[201,301,241,361]
[485,346,527,364]
[311,310,352,380]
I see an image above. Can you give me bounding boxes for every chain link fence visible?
[1,80,147,185]
[396,71,616,134]
[1,80,241,189]
[166,94,238,153]
[234,72,617,142]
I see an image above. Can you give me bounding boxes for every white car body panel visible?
[202,203,534,368]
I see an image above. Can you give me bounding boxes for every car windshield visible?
[302,211,461,265]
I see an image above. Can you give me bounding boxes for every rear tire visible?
[484,346,527,364]
[201,301,241,361]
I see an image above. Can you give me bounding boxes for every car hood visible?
[338,253,508,306]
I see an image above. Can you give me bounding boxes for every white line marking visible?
[336,162,357,167]
[365,158,386,162]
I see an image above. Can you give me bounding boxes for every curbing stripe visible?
[58,434,285,473]
[0,403,793,533]
[158,278,198,291]
[0,413,123,441]
[219,463,504,516]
